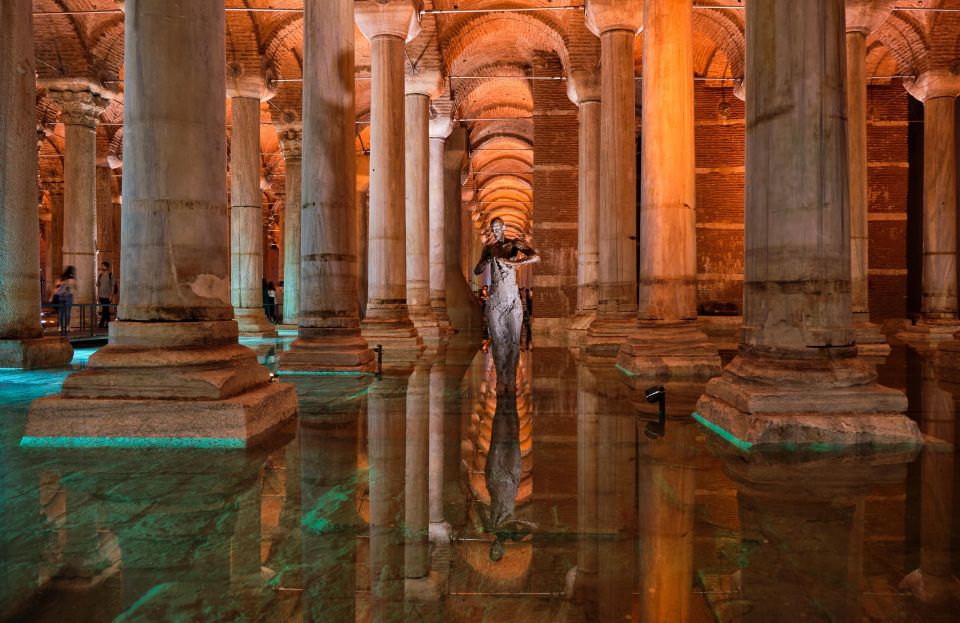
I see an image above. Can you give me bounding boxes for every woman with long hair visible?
[55,266,77,335]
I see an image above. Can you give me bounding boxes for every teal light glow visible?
[691,411,754,452]
[279,370,374,377]
[20,436,245,449]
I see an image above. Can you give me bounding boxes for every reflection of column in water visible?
[263,429,303,607]
[594,368,636,622]
[230,468,263,612]
[300,416,360,622]
[566,366,600,613]
[637,419,698,623]
[368,374,409,621]
[405,363,431,580]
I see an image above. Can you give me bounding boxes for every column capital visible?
[355,0,422,42]
[406,68,443,98]
[905,70,960,102]
[429,115,455,140]
[48,87,110,128]
[226,61,277,102]
[567,68,601,105]
[845,0,897,35]
[585,0,642,36]
[278,126,303,162]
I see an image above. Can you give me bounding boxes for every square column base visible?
[567,312,596,346]
[361,314,424,364]
[279,330,376,373]
[583,317,635,362]
[695,351,921,449]
[0,336,73,369]
[896,321,960,344]
[934,339,960,384]
[616,322,722,380]
[235,308,278,338]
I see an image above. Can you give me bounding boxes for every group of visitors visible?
[262,279,284,323]
[50,262,117,336]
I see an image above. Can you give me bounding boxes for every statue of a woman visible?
[473,218,540,392]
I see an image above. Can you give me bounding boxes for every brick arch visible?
[874,10,932,74]
[692,5,745,79]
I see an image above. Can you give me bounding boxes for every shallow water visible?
[0,335,956,622]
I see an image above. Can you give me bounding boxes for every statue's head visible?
[490,217,505,242]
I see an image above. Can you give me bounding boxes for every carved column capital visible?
[278,126,303,162]
[406,68,443,98]
[585,0,643,36]
[429,115,455,140]
[355,0,422,42]
[845,0,897,35]
[49,89,110,128]
[567,68,601,106]
[226,60,278,102]
[905,70,960,102]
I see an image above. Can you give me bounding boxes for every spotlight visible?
[644,386,665,403]
[269,372,279,383]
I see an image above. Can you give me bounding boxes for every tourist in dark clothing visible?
[54,266,77,336]
[97,261,115,328]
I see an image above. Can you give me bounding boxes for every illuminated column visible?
[429,116,456,334]
[618,0,721,379]
[405,71,443,343]
[695,0,919,447]
[902,71,960,342]
[584,0,642,359]
[566,69,601,340]
[404,363,430,580]
[228,73,277,337]
[356,0,425,361]
[279,125,302,327]
[279,0,374,372]
[27,0,297,445]
[48,85,110,319]
[0,0,72,368]
[845,1,896,353]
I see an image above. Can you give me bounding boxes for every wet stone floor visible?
[0,333,957,622]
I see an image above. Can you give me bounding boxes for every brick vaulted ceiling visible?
[30,0,960,242]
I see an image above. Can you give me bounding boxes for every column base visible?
[583,315,635,362]
[278,328,376,373]
[0,336,74,369]
[361,307,424,364]
[409,305,443,343]
[616,321,721,380]
[854,318,891,356]
[934,339,960,384]
[694,349,921,449]
[565,565,599,607]
[431,298,456,335]
[277,324,299,332]
[567,312,596,346]
[899,569,960,605]
[24,320,296,446]
[234,308,278,338]
[896,319,960,344]
[404,571,446,602]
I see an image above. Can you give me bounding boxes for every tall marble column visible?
[228,74,277,337]
[618,0,720,379]
[846,1,897,353]
[48,85,110,320]
[566,70,601,342]
[278,125,302,328]
[584,0,642,359]
[0,0,73,368]
[278,0,374,372]
[429,116,456,334]
[902,70,960,343]
[405,71,443,343]
[356,0,425,362]
[695,0,920,447]
[27,0,296,445]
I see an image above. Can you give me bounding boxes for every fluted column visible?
[695,0,919,448]
[279,126,302,327]
[27,0,296,446]
[48,86,110,318]
[356,0,425,362]
[0,0,72,368]
[278,0,374,372]
[846,1,897,353]
[584,0,642,359]
[566,70,601,341]
[618,0,720,379]
[228,73,277,337]
[429,116,456,334]
[405,71,443,343]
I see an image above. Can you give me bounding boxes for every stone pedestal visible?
[429,117,456,335]
[27,0,295,446]
[566,70,601,345]
[695,0,919,448]
[0,1,72,368]
[278,0,374,372]
[619,0,720,380]
[356,0,425,362]
[584,0,642,360]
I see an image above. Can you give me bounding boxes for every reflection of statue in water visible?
[473,217,540,392]
[479,392,537,561]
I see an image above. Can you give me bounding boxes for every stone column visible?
[278,0,374,372]
[405,71,443,343]
[429,116,456,334]
[48,85,110,322]
[228,74,277,337]
[27,0,296,446]
[566,70,601,341]
[846,1,896,354]
[618,0,720,379]
[443,127,483,332]
[902,70,960,343]
[584,0,642,359]
[278,126,302,328]
[695,0,919,447]
[356,0,425,362]
[0,0,72,368]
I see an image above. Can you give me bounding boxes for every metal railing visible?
[41,302,117,338]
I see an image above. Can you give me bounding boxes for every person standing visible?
[55,266,77,336]
[96,261,116,328]
[266,281,278,323]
